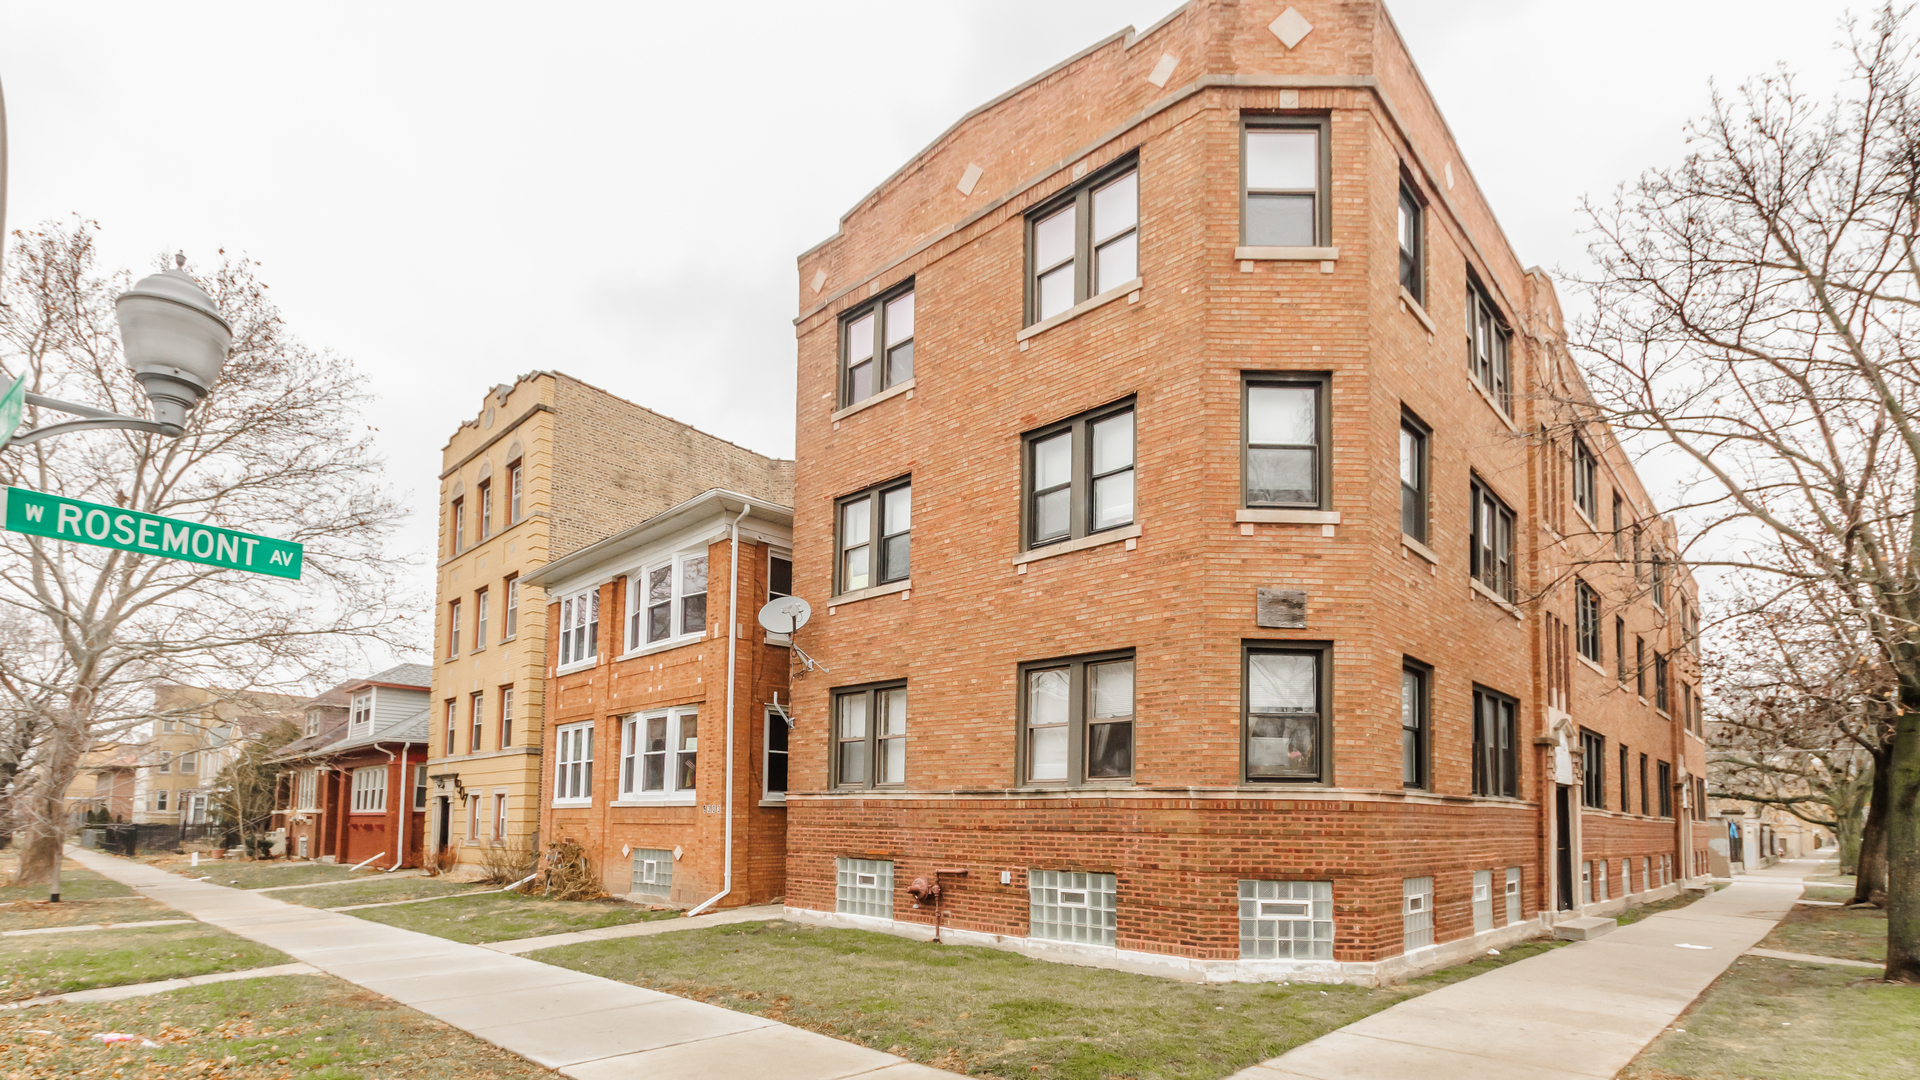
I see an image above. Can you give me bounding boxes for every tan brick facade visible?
[782,0,1707,980]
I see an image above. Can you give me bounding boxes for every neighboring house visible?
[64,743,138,823]
[778,0,1708,981]
[523,489,793,904]
[429,373,793,869]
[71,684,302,826]
[273,664,432,866]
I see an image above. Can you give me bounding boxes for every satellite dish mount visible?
[756,596,829,673]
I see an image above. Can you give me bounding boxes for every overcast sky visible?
[2,1,1860,665]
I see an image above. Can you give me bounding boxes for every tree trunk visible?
[1839,803,1864,875]
[1857,750,1891,905]
[1884,689,1920,984]
[9,701,87,889]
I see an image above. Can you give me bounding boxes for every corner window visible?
[1572,437,1597,522]
[1242,117,1327,247]
[1580,729,1606,809]
[1243,374,1330,510]
[1027,160,1138,324]
[351,691,373,734]
[1024,401,1135,548]
[554,721,594,804]
[620,708,698,798]
[351,766,388,813]
[502,574,519,640]
[1466,280,1511,413]
[1401,662,1429,789]
[473,587,489,650]
[833,683,906,789]
[558,588,599,667]
[632,552,709,649]
[1471,686,1517,797]
[1470,477,1516,601]
[764,708,790,800]
[1400,413,1428,541]
[841,285,914,405]
[1397,182,1423,301]
[836,480,910,594]
[1020,652,1134,785]
[1238,880,1333,960]
[1244,643,1328,783]
[1576,581,1601,663]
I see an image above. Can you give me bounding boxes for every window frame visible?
[838,280,916,407]
[1579,728,1606,809]
[1657,760,1673,818]
[1472,685,1519,798]
[1400,411,1429,542]
[477,479,493,541]
[350,765,388,814]
[1242,640,1333,785]
[553,720,595,806]
[1466,278,1512,414]
[628,549,711,651]
[1401,660,1430,790]
[1640,753,1650,815]
[1397,179,1423,302]
[1024,154,1141,326]
[469,691,485,754]
[1242,372,1332,511]
[1615,617,1627,683]
[1576,581,1602,663]
[444,699,457,756]
[1619,743,1631,812]
[557,587,600,669]
[502,574,519,640]
[350,691,373,736]
[763,706,789,802]
[834,478,912,596]
[618,707,700,801]
[1022,398,1137,550]
[499,685,514,749]
[507,459,524,524]
[473,586,489,652]
[447,599,461,660]
[1571,436,1597,523]
[1015,650,1136,787]
[831,681,908,790]
[449,497,464,556]
[1240,115,1331,248]
[1470,476,1517,601]
[1655,652,1671,713]
[413,764,428,811]
[492,790,508,843]
[296,768,318,811]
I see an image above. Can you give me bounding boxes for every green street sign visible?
[3,487,303,579]
[0,374,25,453]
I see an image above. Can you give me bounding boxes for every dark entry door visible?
[435,796,451,851]
[1556,785,1576,910]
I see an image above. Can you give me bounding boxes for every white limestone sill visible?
[615,632,707,663]
[829,579,910,610]
[1470,578,1523,620]
[1401,535,1438,564]
[1578,653,1607,678]
[1467,374,1520,434]
[608,797,696,809]
[1236,509,1340,525]
[830,378,915,423]
[1399,287,1436,334]
[1235,246,1339,261]
[1012,524,1142,568]
[1016,277,1142,343]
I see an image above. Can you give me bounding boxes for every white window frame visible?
[470,692,485,754]
[155,750,172,774]
[296,768,318,811]
[448,599,461,659]
[151,788,169,811]
[553,720,595,805]
[467,792,480,840]
[474,586,489,651]
[492,789,508,843]
[351,765,388,814]
[351,690,373,736]
[626,550,711,653]
[557,588,600,671]
[1472,870,1493,934]
[413,764,428,811]
[762,707,789,803]
[178,752,196,775]
[502,575,519,640]
[618,708,698,803]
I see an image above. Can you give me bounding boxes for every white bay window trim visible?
[553,720,595,805]
[350,766,388,813]
[618,707,699,803]
[626,549,711,653]
[557,588,600,671]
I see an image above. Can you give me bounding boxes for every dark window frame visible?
[1239,114,1332,247]
[1400,410,1429,542]
[1242,371,1332,511]
[1612,493,1626,561]
[1580,728,1606,809]
[1024,154,1140,326]
[1657,760,1673,818]
[1014,649,1137,787]
[834,477,912,595]
[1242,640,1333,785]
[1466,278,1512,414]
[1655,652,1671,713]
[838,279,916,407]
[1472,686,1519,797]
[1022,398,1137,550]
[1397,179,1424,303]
[1470,476,1517,601]
[1401,659,1431,790]
[831,681,908,790]
[1636,636,1648,698]
[1652,553,1668,609]
[1576,580,1602,663]
[1571,436,1597,523]
[1619,743,1630,811]
[1640,753,1650,815]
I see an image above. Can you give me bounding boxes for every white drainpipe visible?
[390,743,409,871]
[689,504,751,917]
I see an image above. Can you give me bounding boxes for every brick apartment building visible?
[525,490,794,905]
[429,373,793,868]
[780,0,1708,981]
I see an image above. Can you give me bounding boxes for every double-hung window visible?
[449,497,465,555]
[1472,687,1518,797]
[1020,652,1134,785]
[764,708,789,800]
[1636,636,1648,697]
[499,686,514,749]
[507,460,523,524]
[1027,159,1138,324]
[768,552,793,602]
[351,690,373,735]
[1613,495,1627,562]
[1025,401,1135,548]
[1242,117,1327,247]
[1652,554,1668,608]
[1615,617,1628,682]
[502,574,519,640]
[178,752,196,775]
[836,480,910,594]
[469,692,485,754]
[620,709,698,799]
[1244,374,1330,510]
[1400,413,1428,541]
[1640,754,1650,815]
[1401,662,1429,789]
[414,765,428,811]
[633,552,709,648]
[444,699,457,755]
[840,285,914,405]
[1572,437,1597,523]
[1576,581,1601,663]
[558,588,599,667]
[351,766,387,813]
[1657,760,1673,817]
[447,600,461,660]
[1470,477,1516,601]
[1245,643,1329,783]
[1620,744,1631,811]
[1655,652,1670,712]
[477,480,492,540]
[1580,729,1606,808]
[1397,182,1423,301]
[473,587,489,650]
[554,721,594,804]
[296,768,318,811]
[832,683,906,789]
[1466,281,1511,413]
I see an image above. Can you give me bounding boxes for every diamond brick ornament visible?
[1270,7,1313,49]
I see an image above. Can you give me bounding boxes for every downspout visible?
[391,743,409,871]
[689,504,752,917]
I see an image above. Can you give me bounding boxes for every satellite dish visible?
[757,596,812,636]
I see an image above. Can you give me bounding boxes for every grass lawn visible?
[0,895,179,931]
[1,923,290,1002]
[271,877,481,909]
[0,974,556,1079]
[0,861,136,903]
[1617,891,1710,926]
[347,891,677,944]
[1802,884,1860,903]
[172,860,365,889]
[1406,939,1567,987]
[1622,956,1918,1080]
[1758,905,1887,964]
[533,918,1457,1080]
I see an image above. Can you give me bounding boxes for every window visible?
[558,588,599,667]
[152,788,169,811]
[1244,374,1329,510]
[1403,877,1434,951]
[1633,525,1645,581]
[1655,652,1670,712]
[178,752,196,775]
[1505,867,1522,925]
[1572,437,1597,523]
[502,574,519,640]
[413,765,427,811]
[1623,858,1633,894]
[1652,553,1668,608]
[1472,687,1518,797]
[1582,861,1593,904]
[764,708,789,799]
[1466,280,1511,413]
[1576,581,1601,663]
[305,711,319,737]
[840,285,915,404]
[836,857,893,918]
[507,460,523,524]
[1401,662,1429,789]
[1681,682,1693,734]
[836,480,911,594]
[1636,636,1648,697]
[1239,880,1333,960]
[1657,760,1673,817]
[768,552,793,603]
[470,692,485,754]
[1473,869,1493,934]
[1397,182,1423,301]
[155,751,172,774]
[1245,644,1328,783]
[296,768,318,810]
[447,600,461,659]
[474,587,489,650]
[1025,401,1135,548]
[1640,754,1650,815]
[449,497,464,555]
[477,480,492,541]
[1470,478,1516,601]
[554,721,594,803]
[1020,653,1134,785]
[499,686,514,749]
[1642,856,1651,891]
[620,708,698,798]
[1400,414,1428,541]
[467,793,480,840]
[351,766,387,813]
[352,690,373,733]
[631,847,675,898]
[492,792,507,842]
[1029,870,1117,946]
[1620,744,1631,811]
[1580,729,1606,809]
[1242,117,1327,247]
[1615,618,1627,683]
[1597,860,1609,901]
[1613,494,1626,561]
[444,699,457,756]
[832,684,906,788]
[1028,159,1138,324]
[633,552,709,647]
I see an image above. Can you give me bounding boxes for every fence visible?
[82,822,233,856]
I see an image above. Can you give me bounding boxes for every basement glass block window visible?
[1582,861,1593,905]
[836,858,893,919]
[1402,877,1434,951]
[1622,859,1632,895]
[1505,867,1522,925]
[1238,880,1333,960]
[1642,857,1650,892]
[630,848,674,898]
[1472,870,1493,934]
[1029,870,1117,947]
[1596,860,1608,901]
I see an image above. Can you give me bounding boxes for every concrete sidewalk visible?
[65,848,956,1080]
[1230,858,1821,1080]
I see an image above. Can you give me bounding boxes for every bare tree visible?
[0,217,416,892]
[1573,5,1920,980]
[210,716,299,855]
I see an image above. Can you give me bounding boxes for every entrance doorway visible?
[1556,785,1576,910]
[435,796,451,853]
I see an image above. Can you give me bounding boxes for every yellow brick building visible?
[429,373,791,867]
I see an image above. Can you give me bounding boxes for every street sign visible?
[3,487,303,579]
[0,373,25,453]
